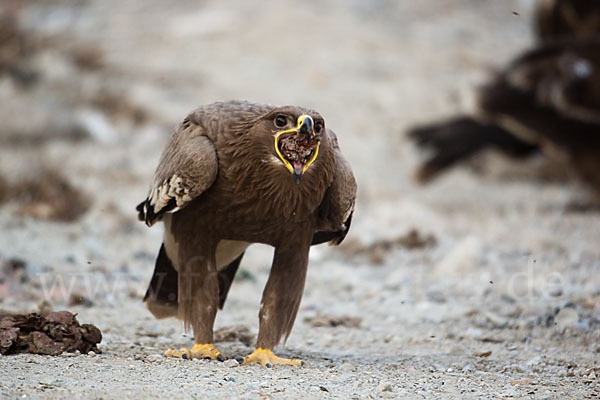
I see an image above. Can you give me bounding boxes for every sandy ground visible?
[0,0,599,398]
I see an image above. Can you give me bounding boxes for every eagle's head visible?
[259,108,324,184]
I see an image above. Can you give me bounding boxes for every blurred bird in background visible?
[536,0,600,41]
[408,0,600,199]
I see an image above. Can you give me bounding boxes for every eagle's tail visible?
[143,244,179,319]
[143,244,245,320]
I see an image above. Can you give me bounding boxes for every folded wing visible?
[313,130,357,246]
[137,117,218,226]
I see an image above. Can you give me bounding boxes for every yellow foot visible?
[164,343,225,361]
[236,348,304,368]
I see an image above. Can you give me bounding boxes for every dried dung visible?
[341,229,437,264]
[0,16,39,87]
[90,91,148,125]
[68,293,94,308]
[0,173,7,203]
[11,170,90,222]
[304,313,362,328]
[0,311,102,355]
[70,45,104,71]
[214,325,255,347]
[2,258,28,284]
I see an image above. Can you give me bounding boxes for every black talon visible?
[235,357,244,364]
[217,354,225,362]
[265,363,272,368]
[300,361,306,366]
[181,353,189,360]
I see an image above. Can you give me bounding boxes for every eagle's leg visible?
[164,243,225,361]
[237,348,304,367]
[238,241,310,367]
[164,344,225,361]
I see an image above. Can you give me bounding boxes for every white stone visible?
[223,359,239,368]
[555,308,579,330]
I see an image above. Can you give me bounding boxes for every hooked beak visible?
[297,115,314,143]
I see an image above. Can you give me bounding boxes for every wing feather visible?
[313,130,357,246]
[484,38,600,124]
[137,117,218,226]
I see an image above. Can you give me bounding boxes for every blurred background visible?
[0,0,598,397]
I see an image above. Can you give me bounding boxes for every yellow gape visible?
[274,114,321,175]
[303,139,319,174]
[274,130,295,175]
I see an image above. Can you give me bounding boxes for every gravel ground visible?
[0,0,599,399]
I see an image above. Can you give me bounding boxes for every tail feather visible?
[217,253,244,309]
[143,243,246,323]
[143,244,179,319]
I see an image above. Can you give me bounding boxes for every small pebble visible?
[376,382,392,392]
[510,378,532,385]
[526,355,544,370]
[340,362,354,371]
[503,364,524,373]
[555,308,579,330]
[146,354,164,362]
[223,359,240,368]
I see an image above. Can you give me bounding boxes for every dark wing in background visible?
[409,36,600,191]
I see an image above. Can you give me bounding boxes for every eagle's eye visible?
[274,115,288,128]
[315,121,323,134]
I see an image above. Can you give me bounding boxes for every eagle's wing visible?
[313,129,357,246]
[407,117,539,183]
[479,38,600,129]
[535,0,600,42]
[408,38,600,191]
[511,39,599,122]
[137,116,218,226]
[475,39,600,192]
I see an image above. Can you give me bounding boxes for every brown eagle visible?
[137,101,356,367]
[408,0,600,195]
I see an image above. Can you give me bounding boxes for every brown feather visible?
[315,129,357,241]
[143,243,178,319]
[138,118,218,226]
[257,236,311,348]
[536,0,600,42]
